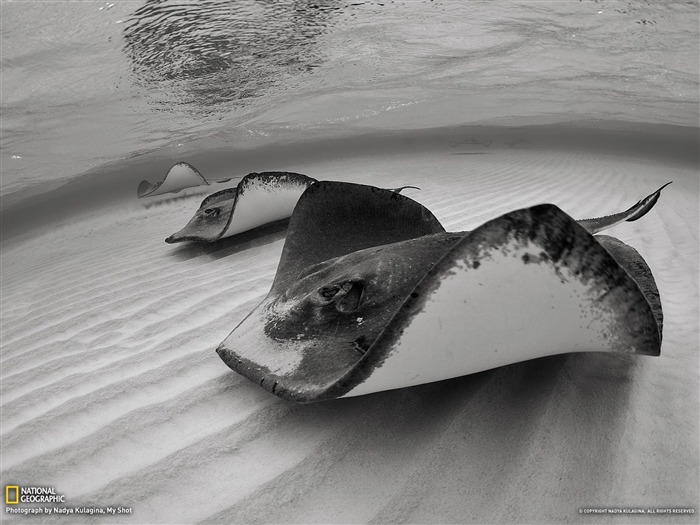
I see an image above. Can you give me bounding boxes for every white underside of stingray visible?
[137,162,235,198]
[222,182,313,238]
[216,181,666,402]
[342,238,628,398]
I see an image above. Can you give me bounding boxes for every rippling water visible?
[1,0,698,201]
[122,0,335,111]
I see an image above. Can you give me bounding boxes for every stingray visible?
[165,173,420,244]
[165,171,318,243]
[137,162,236,198]
[216,181,669,402]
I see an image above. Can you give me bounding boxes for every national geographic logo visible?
[5,486,66,504]
[5,487,18,505]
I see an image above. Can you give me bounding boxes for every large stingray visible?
[216,181,669,402]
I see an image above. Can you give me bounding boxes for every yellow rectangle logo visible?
[5,486,19,505]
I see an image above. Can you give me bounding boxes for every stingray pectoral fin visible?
[218,172,318,238]
[595,234,663,335]
[272,181,444,292]
[199,188,239,208]
[578,182,672,234]
[343,204,662,398]
[137,162,209,198]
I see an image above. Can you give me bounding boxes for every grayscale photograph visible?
[1,0,698,524]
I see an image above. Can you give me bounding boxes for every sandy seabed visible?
[1,133,698,524]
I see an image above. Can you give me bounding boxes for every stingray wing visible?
[219,172,318,239]
[271,181,445,292]
[217,184,661,402]
[199,187,239,208]
[343,205,662,398]
[595,234,663,334]
[137,162,209,198]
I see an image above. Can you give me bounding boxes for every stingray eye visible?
[203,207,219,217]
[315,280,365,311]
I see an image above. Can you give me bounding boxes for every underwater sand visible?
[1,126,698,523]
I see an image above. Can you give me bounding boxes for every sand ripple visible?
[1,143,697,523]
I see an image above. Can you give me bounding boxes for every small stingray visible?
[166,172,420,244]
[166,171,318,243]
[216,181,668,402]
[137,162,236,198]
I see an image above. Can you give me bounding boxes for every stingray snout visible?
[165,231,185,244]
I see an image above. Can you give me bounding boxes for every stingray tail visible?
[577,182,672,234]
[390,185,421,193]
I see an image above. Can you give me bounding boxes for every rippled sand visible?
[1,132,698,523]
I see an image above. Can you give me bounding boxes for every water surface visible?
[1,0,698,204]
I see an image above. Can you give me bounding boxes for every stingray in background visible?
[164,167,419,243]
[216,181,670,402]
[138,162,319,242]
[137,162,237,198]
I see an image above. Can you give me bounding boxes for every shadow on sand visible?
[165,218,291,262]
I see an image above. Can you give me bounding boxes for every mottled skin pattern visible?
[260,234,466,385]
[216,182,664,402]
